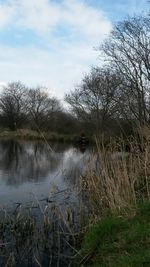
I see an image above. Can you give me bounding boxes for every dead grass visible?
[82,127,150,216]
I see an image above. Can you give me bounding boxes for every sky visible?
[0,0,149,99]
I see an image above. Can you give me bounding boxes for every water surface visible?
[0,139,91,207]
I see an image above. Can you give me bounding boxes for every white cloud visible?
[0,0,112,99]
[0,1,15,28]
[62,0,112,41]
[16,0,61,34]
[0,0,61,33]
[0,0,112,39]
[0,82,7,92]
[0,43,99,99]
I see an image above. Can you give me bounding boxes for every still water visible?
[0,140,94,266]
[0,139,91,207]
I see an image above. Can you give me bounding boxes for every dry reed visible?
[82,127,150,216]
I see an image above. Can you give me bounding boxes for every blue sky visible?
[0,0,149,99]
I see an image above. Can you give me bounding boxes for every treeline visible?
[0,82,79,134]
[1,15,150,137]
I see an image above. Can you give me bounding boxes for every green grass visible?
[78,201,150,267]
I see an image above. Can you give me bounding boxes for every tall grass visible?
[0,184,89,266]
[82,127,150,216]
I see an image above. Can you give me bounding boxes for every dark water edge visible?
[0,139,91,266]
[0,201,88,267]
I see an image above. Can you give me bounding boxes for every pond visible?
[0,139,91,266]
[0,139,91,207]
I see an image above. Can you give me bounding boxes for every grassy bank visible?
[77,127,150,266]
[0,128,79,143]
[78,201,150,267]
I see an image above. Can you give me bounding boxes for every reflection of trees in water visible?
[0,140,23,170]
[61,148,91,185]
[0,140,68,186]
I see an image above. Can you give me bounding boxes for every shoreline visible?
[0,129,79,143]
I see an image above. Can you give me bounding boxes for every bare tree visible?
[65,67,121,133]
[100,16,150,124]
[0,82,28,130]
[27,87,61,130]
